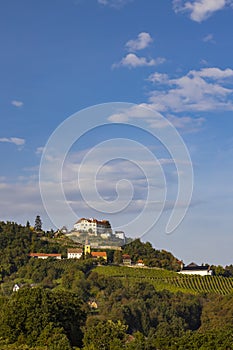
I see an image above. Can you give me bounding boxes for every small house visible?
[29,253,62,260]
[91,251,107,261]
[122,254,131,266]
[137,259,144,267]
[67,248,83,259]
[13,284,20,292]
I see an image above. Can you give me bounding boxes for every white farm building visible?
[178,262,212,276]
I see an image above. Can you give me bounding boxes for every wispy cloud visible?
[148,72,169,84]
[97,0,133,8]
[203,33,215,43]
[113,53,165,69]
[125,32,153,51]
[11,100,24,108]
[167,115,205,132]
[173,0,230,22]
[0,137,25,146]
[36,146,45,155]
[108,104,205,132]
[148,67,233,112]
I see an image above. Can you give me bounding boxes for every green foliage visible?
[36,323,72,349]
[34,216,42,232]
[0,287,86,348]
[122,239,180,270]
[0,221,65,281]
[113,250,122,265]
[83,320,128,350]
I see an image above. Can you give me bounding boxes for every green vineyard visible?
[95,265,233,295]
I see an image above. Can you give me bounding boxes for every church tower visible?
[84,238,91,256]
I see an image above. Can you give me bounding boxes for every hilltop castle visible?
[73,217,112,238]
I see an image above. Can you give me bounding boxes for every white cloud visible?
[125,32,153,51]
[113,53,165,69]
[97,0,133,8]
[108,104,205,132]
[11,100,24,107]
[173,0,230,22]
[36,146,45,155]
[0,137,25,146]
[203,33,215,43]
[148,72,169,84]
[167,115,205,132]
[197,67,233,79]
[148,67,233,112]
[0,180,42,217]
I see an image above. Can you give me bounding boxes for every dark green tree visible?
[113,250,122,265]
[0,287,86,347]
[83,320,128,350]
[34,215,42,232]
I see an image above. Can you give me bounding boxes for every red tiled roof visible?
[29,253,61,257]
[122,254,131,259]
[91,251,107,258]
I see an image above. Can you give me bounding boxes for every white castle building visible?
[74,218,112,237]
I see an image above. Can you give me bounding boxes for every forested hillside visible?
[0,220,233,349]
[122,238,180,270]
[0,220,80,281]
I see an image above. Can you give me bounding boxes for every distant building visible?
[122,254,131,266]
[100,232,112,239]
[74,218,112,236]
[88,300,98,309]
[13,284,20,292]
[115,231,125,241]
[179,262,212,276]
[60,226,68,234]
[67,248,83,259]
[137,259,144,267]
[29,253,62,260]
[91,251,107,261]
[84,239,91,256]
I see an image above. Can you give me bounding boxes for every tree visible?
[113,250,122,265]
[37,323,72,350]
[34,216,42,232]
[83,320,128,350]
[0,287,86,347]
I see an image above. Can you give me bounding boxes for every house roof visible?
[183,262,209,271]
[91,251,107,258]
[75,218,111,227]
[122,254,131,259]
[187,262,199,267]
[29,253,61,257]
[67,248,83,254]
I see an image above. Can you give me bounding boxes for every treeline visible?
[121,239,180,270]
[0,221,67,280]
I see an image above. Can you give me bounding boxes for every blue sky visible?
[1,0,233,265]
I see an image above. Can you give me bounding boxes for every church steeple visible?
[84,237,91,256]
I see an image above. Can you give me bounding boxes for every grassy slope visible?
[95,265,233,295]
